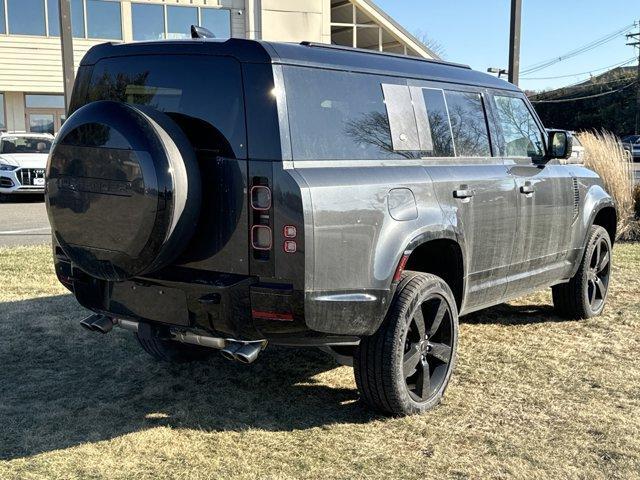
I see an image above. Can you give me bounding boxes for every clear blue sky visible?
[375,0,638,92]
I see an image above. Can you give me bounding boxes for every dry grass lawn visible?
[0,244,638,479]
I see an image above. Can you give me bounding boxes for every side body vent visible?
[572,177,580,223]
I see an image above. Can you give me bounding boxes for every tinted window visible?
[421,89,454,157]
[284,66,408,160]
[86,0,121,39]
[86,55,246,158]
[1,136,52,154]
[201,8,231,38]
[166,5,196,39]
[444,91,491,157]
[132,3,164,41]
[0,93,5,130]
[48,0,85,37]
[8,0,46,35]
[494,95,544,157]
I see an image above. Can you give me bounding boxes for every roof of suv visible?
[81,38,519,93]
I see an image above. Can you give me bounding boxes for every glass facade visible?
[166,5,197,39]
[131,4,232,41]
[201,8,230,38]
[132,3,164,41]
[86,0,122,39]
[0,93,5,130]
[0,1,5,35]
[47,0,85,37]
[7,0,46,36]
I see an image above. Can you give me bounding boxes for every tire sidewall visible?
[390,274,459,415]
[580,226,612,317]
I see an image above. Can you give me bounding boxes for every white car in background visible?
[0,132,53,198]
[569,133,585,164]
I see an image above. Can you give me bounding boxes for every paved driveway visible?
[0,196,51,247]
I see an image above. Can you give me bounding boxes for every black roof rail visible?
[299,41,471,70]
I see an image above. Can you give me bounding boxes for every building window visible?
[0,93,5,131]
[132,3,231,41]
[166,5,197,39]
[25,94,65,109]
[7,0,46,36]
[47,0,85,37]
[86,0,121,39]
[132,3,163,41]
[0,0,5,34]
[330,0,421,57]
[201,8,230,38]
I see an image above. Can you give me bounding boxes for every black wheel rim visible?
[403,294,454,403]
[587,236,611,312]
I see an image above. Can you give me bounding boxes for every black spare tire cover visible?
[46,100,201,281]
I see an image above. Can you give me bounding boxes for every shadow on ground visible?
[0,293,562,460]
[463,302,563,326]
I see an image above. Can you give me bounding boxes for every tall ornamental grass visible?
[577,130,637,240]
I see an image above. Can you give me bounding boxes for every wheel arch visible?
[401,234,465,311]
[582,184,617,246]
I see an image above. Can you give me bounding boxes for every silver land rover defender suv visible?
[46,38,616,416]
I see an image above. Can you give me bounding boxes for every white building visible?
[0,0,437,134]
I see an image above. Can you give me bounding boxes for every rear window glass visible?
[283,66,410,160]
[444,91,491,157]
[86,55,246,158]
[1,136,51,154]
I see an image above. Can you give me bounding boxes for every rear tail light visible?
[393,253,410,282]
[283,225,297,238]
[283,240,297,253]
[252,225,272,250]
[251,186,272,210]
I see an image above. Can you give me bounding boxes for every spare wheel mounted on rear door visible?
[46,100,201,281]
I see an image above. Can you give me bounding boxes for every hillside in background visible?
[529,66,638,136]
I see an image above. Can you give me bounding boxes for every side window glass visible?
[412,88,455,157]
[284,66,412,160]
[493,95,545,158]
[444,91,491,157]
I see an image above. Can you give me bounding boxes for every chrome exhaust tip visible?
[91,315,115,334]
[79,315,97,332]
[234,343,262,364]
[80,314,114,334]
[220,342,242,362]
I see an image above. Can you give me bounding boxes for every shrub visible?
[634,183,640,220]
[578,131,637,240]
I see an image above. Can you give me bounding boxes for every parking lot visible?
[0,161,637,249]
[0,196,50,247]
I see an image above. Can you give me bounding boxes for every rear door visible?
[83,54,250,274]
[489,93,574,296]
[409,82,520,312]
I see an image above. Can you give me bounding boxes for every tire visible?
[135,323,213,363]
[354,272,458,416]
[552,225,612,319]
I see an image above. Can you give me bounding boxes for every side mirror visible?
[547,130,573,160]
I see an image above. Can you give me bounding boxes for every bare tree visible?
[413,29,446,59]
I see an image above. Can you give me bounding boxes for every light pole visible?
[487,67,509,79]
[58,0,75,113]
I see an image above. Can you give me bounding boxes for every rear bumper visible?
[55,256,362,346]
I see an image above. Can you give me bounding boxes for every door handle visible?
[453,186,474,200]
[520,183,534,195]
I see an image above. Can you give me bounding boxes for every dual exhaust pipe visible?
[79,314,265,364]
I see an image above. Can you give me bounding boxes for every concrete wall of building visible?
[259,0,330,43]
